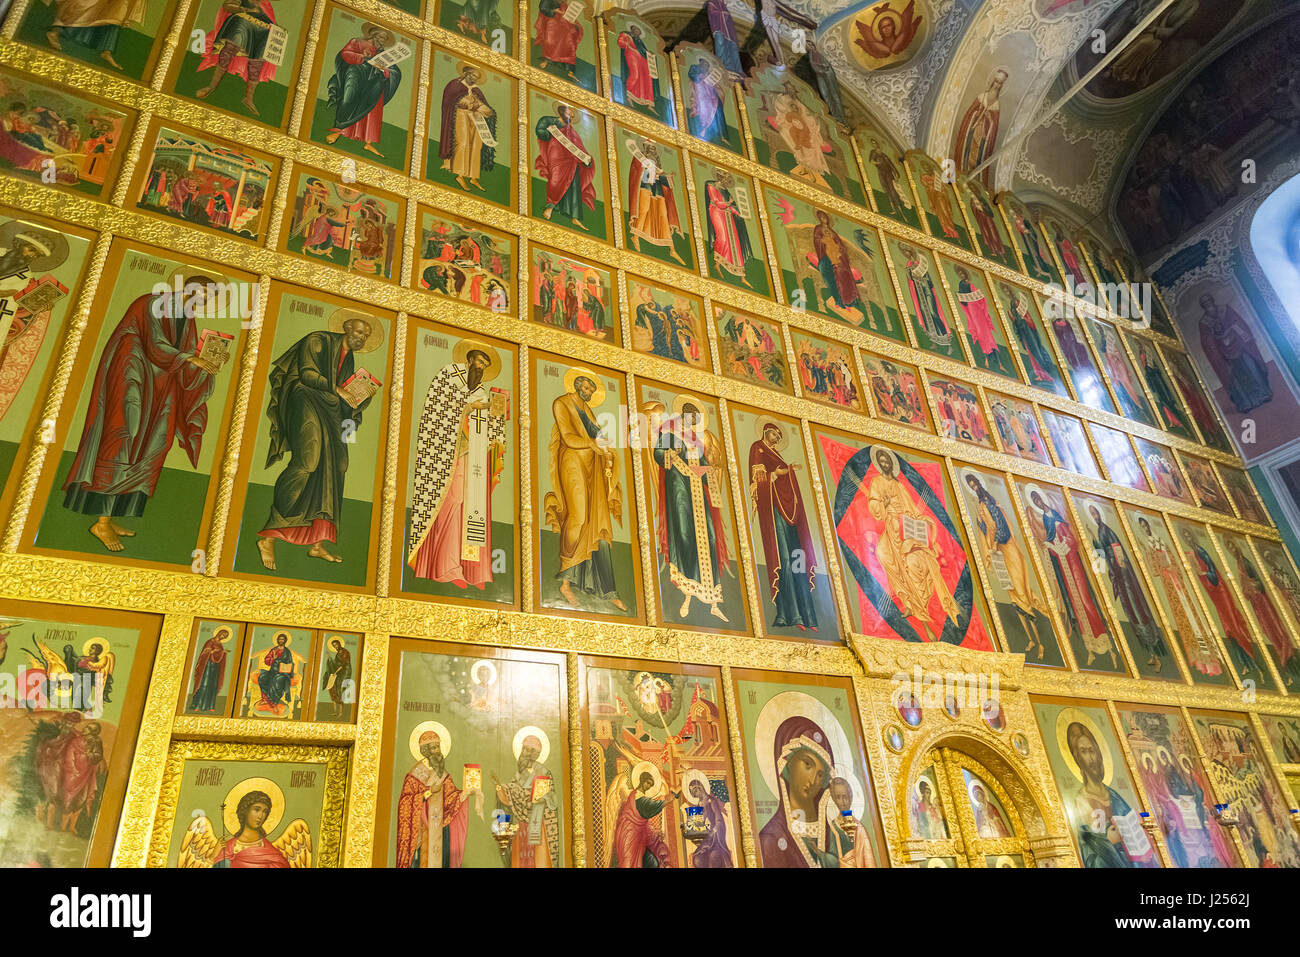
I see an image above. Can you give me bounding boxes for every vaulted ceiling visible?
[638,0,1299,255]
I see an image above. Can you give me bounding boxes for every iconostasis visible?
[0,0,1298,871]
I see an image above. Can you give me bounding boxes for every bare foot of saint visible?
[257,537,277,570]
[610,597,627,611]
[308,542,343,562]
[109,520,135,538]
[543,207,554,220]
[46,30,62,49]
[90,519,124,552]
[678,594,691,618]
[709,604,728,622]
[101,51,123,70]
[571,218,587,230]
[363,144,383,157]
[325,131,342,144]
[559,579,579,605]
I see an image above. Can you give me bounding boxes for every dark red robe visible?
[64,292,215,517]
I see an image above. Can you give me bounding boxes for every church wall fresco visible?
[0,0,1295,870]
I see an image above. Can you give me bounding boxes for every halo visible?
[452,338,502,382]
[629,760,664,796]
[562,367,606,408]
[210,625,236,643]
[757,419,788,452]
[408,720,452,762]
[270,630,292,647]
[513,725,550,763]
[912,770,937,801]
[0,222,68,270]
[827,764,867,820]
[222,777,284,836]
[328,308,385,353]
[965,774,995,809]
[165,264,228,292]
[471,659,498,686]
[753,691,860,818]
[924,856,951,867]
[871,6,903,36]
[681,768,709,805]
[1055,707,1114,786]
[1022,483,1048,511]
[994,855,1018,868]
[81,637,109,657]
[869,445,901,477]
[671,393,709,433]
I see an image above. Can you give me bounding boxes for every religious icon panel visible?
[615,127,694,271]
[906,152,973,253]
[860,352,930,432]
[812,429,995,649]
[224,285,393,591]
[777,332,855,417]
[884,236,963,362]
[397,320,517,607]
[1039,409,1101,480]
[730,403,839,640]
[854,125,920,230]
[606,10,676,128]
[425,48,517,210]
[638,380,749,635]
[1212,530,1300,690]
[132,119,276,244]
[733,669,885,867]
[628,276,708,371]
[0,600,160,867]
[530,351,641,621]
[235,623,314,720]
[1088,423,1148,493]
[30,241,253,568]
[715,309,790,394]
[987,392,1049,466]
[1031,697,1160,868]
[677,43,743,155]
[302,4,419,173]
[929,377,994,448]
[579,657,741,867]
[528,90,609,241]
[1134,438,1193,505]
[281,167,402,282]
[1177,453,1232,516]
[379,641,567,868]
[165,0,311,129]
[744,66,866,208]
[152,741,348,867]
[692,157,770,296]
[936,255,1018,381]
[0,68,131,200]
[766,189,902,338]
[414,208,514,314]
[997,193,1056,286]
[990,282,1069,398]
[179,619,245,717]
[528,243,616,343]
[957,176,1018,271]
